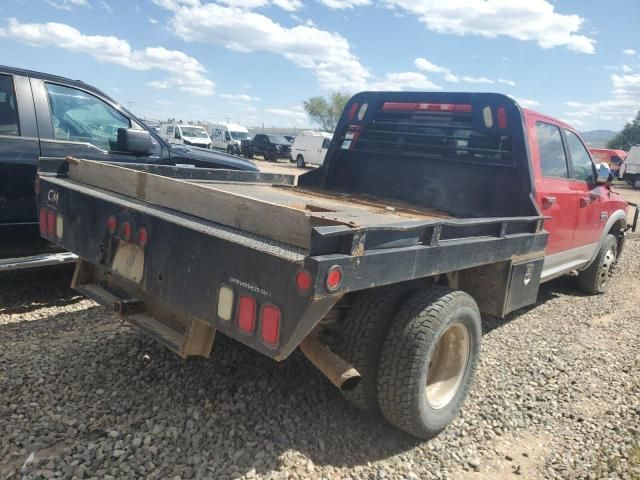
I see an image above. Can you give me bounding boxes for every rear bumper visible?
[0,251,77,272]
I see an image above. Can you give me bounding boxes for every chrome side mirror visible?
[596,163,612,184]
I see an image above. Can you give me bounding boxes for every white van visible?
[620,145,640,189]
[291,131,332,168]
[208,123,252,155]
[159,123,212,149]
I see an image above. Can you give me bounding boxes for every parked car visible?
[589,148,627,177]
[36,91,636,439]
[620,145,640,188]
[283,135,295,143]
[0,65,257,271]
[291,131,332,167]
[241,133,292,161]
[159,122,212,149]
[208,122,251,155]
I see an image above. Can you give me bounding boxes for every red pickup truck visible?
[37,92,637,439]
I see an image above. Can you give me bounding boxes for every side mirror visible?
[596,163,612,184]
[117,128,153,155]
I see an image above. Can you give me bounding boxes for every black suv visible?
[0,65,257,271]
[242,134,292,162]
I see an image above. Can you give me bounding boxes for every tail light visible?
[296,270,313,293]
[122,221,132,242]
[497,106,507,129]
[346,125,361,151]
[39,208,47,235]
[326,265,343,292]
[107,216,117,234]
[382,102,472,113]
[34,176,40,195]
[47,209,56,238]
[237,296,256,334]
[137,227,149,247]
[348,103,359,122]
[260,304,280,346]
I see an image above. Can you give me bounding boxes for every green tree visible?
[303,93,350,132]
[607,110,640,150]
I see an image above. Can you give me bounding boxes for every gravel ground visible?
[2,214,639,479]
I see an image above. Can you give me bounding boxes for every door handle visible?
[579,196,590,207]
[541,196,556,208]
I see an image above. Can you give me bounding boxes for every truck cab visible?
[0,65,257,270]
[523,110,628,282]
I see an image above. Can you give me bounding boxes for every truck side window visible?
[0,74,20,136]
[564,130,594,183]
[535,122,568,178]
[167,125,174,135]
[46,83,130,151]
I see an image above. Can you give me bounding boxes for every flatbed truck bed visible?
[38,92,564,439]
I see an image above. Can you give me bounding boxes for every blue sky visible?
[1,0,638,130]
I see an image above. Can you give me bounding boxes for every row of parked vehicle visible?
[155,121,332,168]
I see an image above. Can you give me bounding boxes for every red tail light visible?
[382,102,472,113]
[34,176,40,195]
[497,106,507,129]
[237,296,256,334]
[122,221,132,241]
[347,125,361,151]
[326,265,343,292]
[261,304,281,346]
[39,208,47,235]
[47,209,56,238]
[348,103,359,122]
[138,227,149,247]
[107,216,117,234]
[296,270,313,293]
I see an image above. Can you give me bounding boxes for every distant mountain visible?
[581,130,619,148]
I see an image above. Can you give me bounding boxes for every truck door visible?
[33,80,161,163]
[530,119,576,254]
[563,129,603,250]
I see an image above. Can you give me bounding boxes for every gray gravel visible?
[1,236,639,479]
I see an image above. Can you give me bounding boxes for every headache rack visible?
[350,103,514,167]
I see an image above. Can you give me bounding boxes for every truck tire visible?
[227,145,234,155]
[296,155,306,168]
[267,149,277,162]
[577,234,617,294]
[336,285,417,414]
[376,287,481,439]
[634,178,640,190]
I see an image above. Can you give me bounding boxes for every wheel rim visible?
[426,322,470,410]
[598,248,615,288]
[634,179,640,189]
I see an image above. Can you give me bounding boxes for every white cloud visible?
[622,65,633,73]
[0,18,215,96]
[220,93,260,102]
[563,73,640,127]
[46,0,91,10]
[318,0,371,9]
[367,72,440,90]
[100,0,113,13]
[265,107,306,118]
[189,0,301,10]
[149,17,159,24]
[384,0,595,54]
[623,48,637,56]
[415,57,517,86]
[512,97,540,108]
[155,1,372,91]
[413,57,448,74]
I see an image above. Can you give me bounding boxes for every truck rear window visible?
[343,103,513,167]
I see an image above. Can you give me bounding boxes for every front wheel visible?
[577,234,618,294]
[376,287,481,439]
[267,149,277,162]
[296,155,306,168]
[634,178,640,190]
